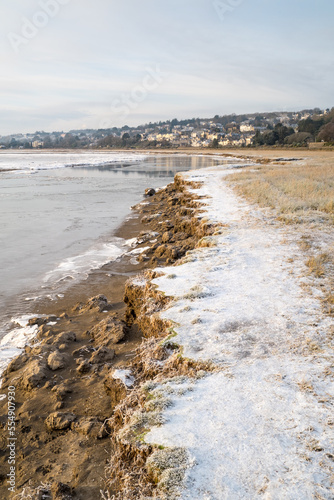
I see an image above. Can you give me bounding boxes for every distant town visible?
[1,107,333,150]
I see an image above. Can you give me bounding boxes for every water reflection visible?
[72,154,226,177]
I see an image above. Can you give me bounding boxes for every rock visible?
[137,230,159,244]
[54,331,77,345]
[162,231,172,243]
[31,345,56,356]
[88,317,126,345]
[87,294,109,311]
[171,248,179,260]
[75,294,111,313]
[36,325,52,339]
[28,317,46,327]
[90,346,115,364]
[71,417,108,438]
[5,353,28,374]
[19,359,48,390]
[28,315,57,327]
[155,245,167,257]
[45,412,76,431]
[72,346,95,358]
[51,382,73,401]
[76,360,91,374]
[47,351,68,371]
[71,417,96,436]
[160,221,174,232]
[145,188,156,197]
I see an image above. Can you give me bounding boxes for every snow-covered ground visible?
[144,166,334,499]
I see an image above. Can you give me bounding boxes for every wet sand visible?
[0,175,208,499]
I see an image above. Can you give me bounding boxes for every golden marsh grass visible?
[227,164,334,220]
[227,158,334,316]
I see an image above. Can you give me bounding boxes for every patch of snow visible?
[128,246,150,256]
[0,316,40,377]
[143,166,334,499]
[131,276,147,287]
[124,237,138,248]
[112,369,135,388]
[147,363,334,499]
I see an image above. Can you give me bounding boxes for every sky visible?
[0,0,333,135]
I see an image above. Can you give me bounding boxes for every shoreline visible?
[1,151,333,498]
[0,173,211,498]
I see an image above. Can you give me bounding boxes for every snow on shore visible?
[144,167,334,499]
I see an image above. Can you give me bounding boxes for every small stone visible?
[5,353,28,374]
[90,346,115,364]
[52,382,73,400]
[71,417,98,436]
[47,351,68,371]
[162,231,172,243]
[145,188,156,197]
[19,360,48,390]
[28,317,46,327]
[54,331,77,345]
[76,360,91,374]
[45,412,76,431]
[85,295,110,312]
[88,318,126,345]
[155,245,167,257]
[31,345,55,356]
[37,324,51,339]
[171,248,179,259]
[73,346,95,357]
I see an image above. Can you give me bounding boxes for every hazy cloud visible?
[1,0,333,134]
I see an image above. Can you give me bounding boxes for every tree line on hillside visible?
[253,109,334,147]
[96,133,173,149]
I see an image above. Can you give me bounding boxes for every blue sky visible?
[0,0,333,134]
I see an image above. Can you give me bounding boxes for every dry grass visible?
[228,162,334,319]
[298,236,313,251]
[227,164,334,222]
[105,335,216,499]
[323,294,334,316]
[305,253,331,278]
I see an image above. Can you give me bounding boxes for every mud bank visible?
[0,174,214,499]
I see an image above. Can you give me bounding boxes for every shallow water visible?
[0,152,223,336]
